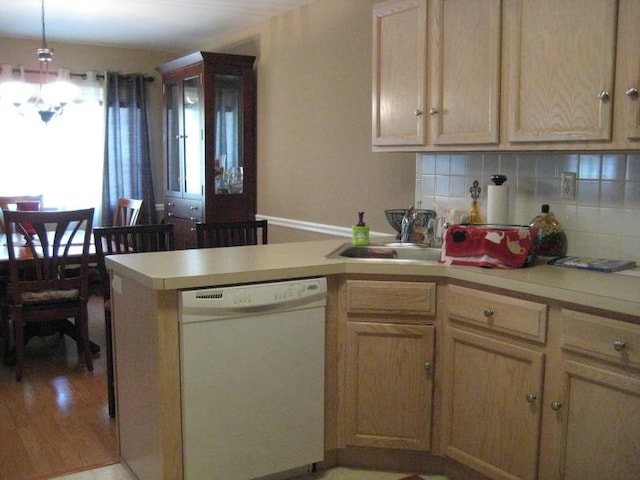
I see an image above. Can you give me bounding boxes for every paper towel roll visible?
[487,185,509,224]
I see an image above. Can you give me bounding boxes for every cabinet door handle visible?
[598,90,610,102]
[424,362,433,373]
[626,87,639,98]
[415,109,423,117]
[550,401,562,411]
[167,212,174,217]
[613,340,626,352]
[429,108,438,115]
[525,393,537,403]
[483,308,494,318]
[189,205,199,211]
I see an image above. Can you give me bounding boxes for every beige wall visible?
[195,0,416,237]
[0,37,176,204]
[1,0,416,239]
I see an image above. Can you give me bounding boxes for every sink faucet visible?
[400,206,416,243]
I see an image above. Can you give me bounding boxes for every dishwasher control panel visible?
[180,277,327,321]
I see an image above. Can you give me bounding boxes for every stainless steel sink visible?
[326,242,442,262]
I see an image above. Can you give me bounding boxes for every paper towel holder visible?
[490,174,507,186]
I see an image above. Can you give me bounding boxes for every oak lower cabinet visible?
[545,309,640,480]
[340,278,437,451]
[442,285,548,480]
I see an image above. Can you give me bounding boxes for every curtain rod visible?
[10,68,154,82]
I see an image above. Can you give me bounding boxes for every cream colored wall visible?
[0,37,176,204]
[194,0,416,238]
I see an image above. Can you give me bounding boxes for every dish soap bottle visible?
[352,211,370,246]
[529,204,567,256]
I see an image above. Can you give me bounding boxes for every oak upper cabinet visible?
[372,0,501,148]
[442,285,547,480]
[372,0,427,146]
[615,0,640,142]
[543,309,640,480]
[428,0,501,146]
[505,0,617,144]
[341,279,436,451]
[157,52,257,249]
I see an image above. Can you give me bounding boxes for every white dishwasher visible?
[179,277,326,480]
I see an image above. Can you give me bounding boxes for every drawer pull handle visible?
[613,340,626,352]
[483,308,494,318]
[189,205,199,211]
[424,362,433,373]
[551,401,562,411]
[167,212,174,217]
[626,87,639,98]
[525,393,537,403]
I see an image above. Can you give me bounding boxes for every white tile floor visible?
[48,464,449,480]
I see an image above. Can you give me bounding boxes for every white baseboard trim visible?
[256,214,389,239]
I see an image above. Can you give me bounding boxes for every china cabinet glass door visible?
[214,74,243,195]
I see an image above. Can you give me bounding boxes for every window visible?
[0,81,105,222]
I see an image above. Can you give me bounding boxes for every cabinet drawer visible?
[447,285,547,343]
[346,280,436,317]
[165,197,203,221]
[561,309,640,369]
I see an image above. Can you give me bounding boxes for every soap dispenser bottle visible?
[529,204,568,256]
[352,211,370,246]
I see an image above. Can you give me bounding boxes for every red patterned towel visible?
[440,224,537,268]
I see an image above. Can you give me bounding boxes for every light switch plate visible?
[561,172,576,199]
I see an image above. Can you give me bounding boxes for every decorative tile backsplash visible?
[416,152,640,263]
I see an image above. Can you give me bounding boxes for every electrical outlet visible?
[561,172,576,199]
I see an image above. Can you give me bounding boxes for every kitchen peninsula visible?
[106,239,640,480]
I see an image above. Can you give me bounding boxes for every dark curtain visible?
[102,72,157,226]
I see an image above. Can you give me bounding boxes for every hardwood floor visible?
[0,295,118,480]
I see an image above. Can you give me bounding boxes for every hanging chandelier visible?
[34,0,68,123]
[0,0,77,123]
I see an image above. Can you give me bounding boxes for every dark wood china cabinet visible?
[156,52,257,249]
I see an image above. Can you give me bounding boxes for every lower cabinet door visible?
[168,217,198,249]
[442,328,544,480]
[345,322,434,450]
[558,361,640,480]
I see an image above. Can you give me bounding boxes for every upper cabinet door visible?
[372,0,427,146]
[617,0,640,141]
[506,0,618,143]
[429,0,501,146]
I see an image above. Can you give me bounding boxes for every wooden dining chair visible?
[2,208,94,381]
[93,223,175,417]
[196,220,268,248]
[112,197,143,227]
[0,194,44,234]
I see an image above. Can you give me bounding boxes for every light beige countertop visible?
[106,238,640,318]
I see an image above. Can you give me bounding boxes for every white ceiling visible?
[0,0,316,52]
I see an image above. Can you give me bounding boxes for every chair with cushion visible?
[112,197,143,227]
[2,208,94,381]
[196,220,268,248]
[93,223,175,417]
